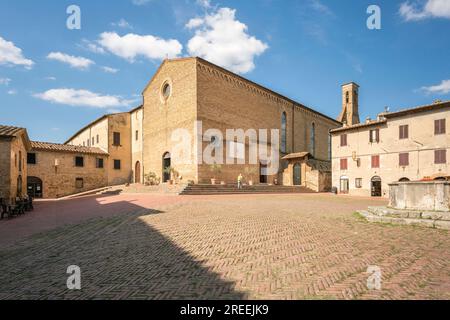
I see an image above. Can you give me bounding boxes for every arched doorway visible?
[434,177,447,181]
[293,163,301,185]
[371,176,382,197]
[162,152,171,183]
[135,161,141,184]
[27,176,43,198]
[399,177,410,182]
[340,176,349,194]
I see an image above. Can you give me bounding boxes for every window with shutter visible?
[340,134,347,147]
[435,119,446,135]
[399,125,409,139]
[340,158,348,170]
[435,150,447,164]
[371,155,380,168]
[399,153,409,166]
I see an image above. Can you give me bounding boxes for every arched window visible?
[281,112,287,153]
[310,123,316,157]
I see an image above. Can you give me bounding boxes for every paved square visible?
[0,193,448,300]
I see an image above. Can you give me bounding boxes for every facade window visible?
[435,119,446,135]
[113,132,121,146]
[369,129,380,143]
[371,155,380,168]
[96,135,99,144]
[399,153,409,166]
[310,123,316,157]
[87,139,90,147]
[83,141,85,147]
[135,130,139,141]
[355,178,362,188]
[340,158,348,170]
[96,158,104,169]
[435,150,447,164]
[75,156,84,167]
[75,178,84,189]
[27,153,37,164]
[399,125,409,140]
[340,134,347,147]
[281,112,287,153]
[92,137,95,145]
[19,151,22,172]
[162,83,171,99]
[114,159,121,170]
[345,92,349,104]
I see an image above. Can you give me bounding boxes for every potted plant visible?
[209,163,222,185]
[245,166,258,186]
[144,172,161,186]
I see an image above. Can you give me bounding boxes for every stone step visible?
[367,206,450,221]
[180,184,315,195]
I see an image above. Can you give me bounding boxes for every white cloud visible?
[112,18,133,29]
[80,39,106,54]
[34,88,134,108]
[0,77,11,85]
[400,0,450,21]
[186,7,268,74]
[186,18,204,29]
[47,52,95,70]
[196,0,212,9]
[97,32,182,62]
[132,0,152,6]
[421,79,450,95]
[7,89,17,95]
[45,76,56,81]
[309,0,334,16]
[0,36,34,69]
[101,66,119,74]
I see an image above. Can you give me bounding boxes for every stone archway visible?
[162,152,171,183]
[371,176,382,197]
[27,176,43,198]
[135,161,141,184]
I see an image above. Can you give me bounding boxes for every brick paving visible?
[0,193,448,300]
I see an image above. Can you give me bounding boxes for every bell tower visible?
[338,82,360,126]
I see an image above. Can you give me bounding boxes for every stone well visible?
[359,181,450,230]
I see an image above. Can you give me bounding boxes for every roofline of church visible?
[142,57,341,125]
[64,106,142,144]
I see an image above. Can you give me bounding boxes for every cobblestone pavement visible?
[0,193,448,300]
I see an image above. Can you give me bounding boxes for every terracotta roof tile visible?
[31,141,108,155]
[0,125,25,137]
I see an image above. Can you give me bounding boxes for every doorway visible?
[260,161,268,184]
[293,163,301,185]
[340,176,349,194]
[135,161,141,183]
[371,176,382,197]
[163,152,171,183]
[27,176,43,198]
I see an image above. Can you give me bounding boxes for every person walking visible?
[237,173,243,190]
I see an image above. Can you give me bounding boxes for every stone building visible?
[142,57,340,186]
[27,142,108,199]
[0,125,30,202]
[331,88,450,197]
[65,111,137,186]
[1,57,341,199]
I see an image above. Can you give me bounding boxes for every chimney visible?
[337,82,360,126]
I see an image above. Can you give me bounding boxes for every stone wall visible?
[196,59,339,185]
[0,139,12,200]
[107,113,132,185]
[27,150,108,199]
[142,58,198,183]
[389,181,450,212]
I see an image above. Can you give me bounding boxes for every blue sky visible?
[0,0,449,143]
